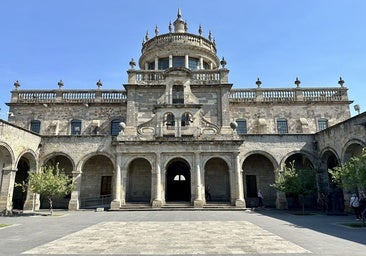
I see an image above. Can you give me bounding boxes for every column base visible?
[152,200,162,208]
[110,200,122,210]
[68,199,80,211]
[194,199,204,208]
[235,199,246,208]
[23,198,40,211]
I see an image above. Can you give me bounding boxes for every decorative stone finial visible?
[199,24,203,36]
[13,80,20,90]
[208,31,212,41]
[338,77,344,87]
[119,122,126,135]
[155,25,159,36]
[145,31,149,41]
[256,78,262,88]
[220,57,227,68]
[294,77,301,88]
[169,21,172,33]
[230,121,238,131]
[57,80,64,89]
[173,8,186,33]
[129,58,136,69]
[96,79,102,89]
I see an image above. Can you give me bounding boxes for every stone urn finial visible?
[198,24,203,36]
[119,122,126,135]
[155,25,159,36]
[129,58,136,69]
[169,21,172,33]
[96,79,102,89]
[338,77,345,87]
[230,121,238,131]
[220,57,227,68]
[256,78,262,88]
[208,31,212,41]
[14,80,20,90]
[294,77,301,88]
[145,31,149,41]
[58,80,64,89]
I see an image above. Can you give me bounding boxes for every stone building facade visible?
[0,10,365,213]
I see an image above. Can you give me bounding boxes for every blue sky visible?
[1,0,365,118]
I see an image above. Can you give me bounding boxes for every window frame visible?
[277,118,288,134]
[30,120,41,134]
[71,119,82,135]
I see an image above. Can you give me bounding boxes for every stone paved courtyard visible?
[24,221,309,255]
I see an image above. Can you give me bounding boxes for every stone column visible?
[199,57,203,70]
[185,55,189,69]
[169,55,173,68]
[0,169,16,215]
[110,155,122,209]
[23,191,40,211]
[234,153,246,208]
[154,57,159,71]
[68,171,81,211]
[152,152,162,208]
[194,152,204,207]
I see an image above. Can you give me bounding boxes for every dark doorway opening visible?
[13,159,29,210]
[166,160,191,202]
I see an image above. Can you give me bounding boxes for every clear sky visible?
[1,0,365,118]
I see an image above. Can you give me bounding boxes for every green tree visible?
[271,161,317,213]
[17,164,74,215]
[329,148,366,192]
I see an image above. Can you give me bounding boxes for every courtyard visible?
[0,209,365,255]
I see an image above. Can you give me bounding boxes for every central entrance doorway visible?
[166,160,191,202]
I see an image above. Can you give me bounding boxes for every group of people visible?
[349,192,366,220]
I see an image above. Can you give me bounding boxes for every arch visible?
[181,112,193,127]
[204,157,230,202]
[282,151,318,208]
[42,152,76,172]
[12,151,37,210]
[126,158,152,203]
[242,152,276,207]
[164,112,175,127]
[166,158,191,202]
[0,142,15,170]
[79,154,114,208]
[77,151,115,174]
[342,139,366,162]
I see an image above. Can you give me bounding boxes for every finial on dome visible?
[173,8,186,33]
[155,25,159,36]
[208,31,212,41]
[199,24,203,35]
[169,21,172,33]
[145,31,149,41]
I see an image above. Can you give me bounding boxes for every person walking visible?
[350,193,361,220]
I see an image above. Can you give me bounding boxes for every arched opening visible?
[284,153,316,208]
[80,155,114,208]
[204,158,230,202]
[126,158,152,203]
[321,150,343,213]
[344,143,364,161]
[43,155,74,209]
[166,159,191,202]
[242,154,276,207]
[12,158,29,210]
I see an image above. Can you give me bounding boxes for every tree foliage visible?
[271,161,317,210]
[329,148,366,192]
[17,164,74,215]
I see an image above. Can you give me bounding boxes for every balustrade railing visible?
[230,87,348,103]
[12,90,127,104]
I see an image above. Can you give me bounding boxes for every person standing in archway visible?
[258,190,264,208]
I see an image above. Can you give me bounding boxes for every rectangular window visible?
[158,58,169,70]
[318,119,328,131]
[100,176,112,196]
[277,119,288,134]
[71,120,82,135]
[245,175,257,197]
[30,120,41,133]
[111,119,122,136]
[172,56,185,67]
[236,119,247,134]
[188,57,199,70]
